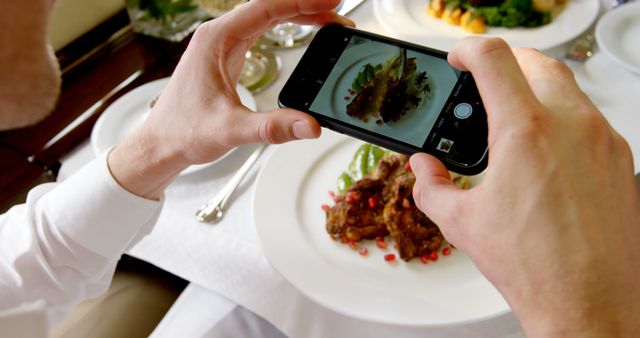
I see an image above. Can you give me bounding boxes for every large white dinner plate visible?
[595,2,640,74]
[91,77,257,176]
[373,0,600,51]
[253,131,509,327]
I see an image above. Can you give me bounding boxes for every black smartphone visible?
[279,24,488,175]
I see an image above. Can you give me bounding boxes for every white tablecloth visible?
[59,1,640,337]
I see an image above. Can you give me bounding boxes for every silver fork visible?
[565,0,629,61]
[195,144,267,223]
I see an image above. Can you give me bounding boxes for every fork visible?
[195,144,267,223]
[565,0,629,61]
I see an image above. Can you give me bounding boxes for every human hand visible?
[108,0,354,199]
[410,38,640,337]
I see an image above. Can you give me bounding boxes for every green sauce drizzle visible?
[337,144,389,194]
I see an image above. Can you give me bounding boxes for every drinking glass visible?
[126,0,208,42]
[197,0,247,17]
[197,0,281,93]
[259,23,315,49]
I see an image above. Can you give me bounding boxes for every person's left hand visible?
[109,0,353,199]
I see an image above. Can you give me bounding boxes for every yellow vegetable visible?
[431,0,445,12]
[442,7,463,26]
[533,0,555,12]
[461,11,486,34]
[427,6,443,18]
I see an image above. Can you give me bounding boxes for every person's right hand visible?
[410,38,640,337]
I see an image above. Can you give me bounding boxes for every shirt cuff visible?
[43,152,163,258]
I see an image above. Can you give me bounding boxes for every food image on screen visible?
[323,144,468,262]
[310,37,460,149]
[345,49,431,125]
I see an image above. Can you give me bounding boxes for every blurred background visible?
[50,0,124,50]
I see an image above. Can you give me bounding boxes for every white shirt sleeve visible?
[0,152,163,331]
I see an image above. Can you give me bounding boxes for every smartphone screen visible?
[280,25,488,175]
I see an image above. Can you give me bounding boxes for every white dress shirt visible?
[0,154,162,336]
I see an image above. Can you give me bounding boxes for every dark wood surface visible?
[0,10,192,210]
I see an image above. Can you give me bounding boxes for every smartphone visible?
[279,24,488,175]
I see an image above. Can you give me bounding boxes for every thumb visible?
[410,153,464,228]
[237,108,321,145]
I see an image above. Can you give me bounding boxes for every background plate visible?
[595,2,640,74]
[91,78,257,176]
[254,131,509,327]
[373,0,600,51]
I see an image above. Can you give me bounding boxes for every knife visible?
[338,0,367,16]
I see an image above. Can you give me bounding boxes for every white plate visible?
[310,40,459,148]
[595,2,640,74]
[91,77,257,175]
[373,0,600,51]
[253,131,508,327]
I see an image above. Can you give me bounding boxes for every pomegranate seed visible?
[430,251,439,261]
[348,240,357,250]
[333,195,343,203]
[345,192,360,204]
[405,161,412,172]
[359,247,368,256]
[443,247,452,256]
[368,197,377,208]
[322,204,330,212]
[376,239,387,250]
[344,96,350,101]
[420,254,430,264]
[384,254,396,262]
[376,236,383,242]
[402,198,411,209]
[340,236,348,244]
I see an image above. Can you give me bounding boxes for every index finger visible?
[448,38,543,134]
[224,0,353,39]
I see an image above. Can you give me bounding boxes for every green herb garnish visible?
[126,0,198,21]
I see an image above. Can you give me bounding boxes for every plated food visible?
[254,132,508,326]
[373,0,600,51]
[343,48,432,125]
[426,0,566,33]
[323,144,467,262]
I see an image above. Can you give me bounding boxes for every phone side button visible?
[453,103,473,119]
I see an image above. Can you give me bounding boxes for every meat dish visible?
[326,153,449,261]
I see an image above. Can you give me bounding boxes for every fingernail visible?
[292,120,315,139]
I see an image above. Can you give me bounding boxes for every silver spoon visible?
[195,144,267,223]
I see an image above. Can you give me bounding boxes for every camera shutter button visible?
[453,103,473,119]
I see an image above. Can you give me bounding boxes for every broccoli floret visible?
[507,0,532,12]
[478,7,502,26]
[476,0,551,29]
[501,6,526,27]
